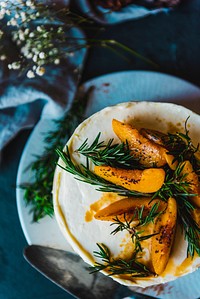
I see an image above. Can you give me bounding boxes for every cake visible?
[53,101,200,287]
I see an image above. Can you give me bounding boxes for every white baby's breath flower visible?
[5,9,11,16]
[0,2,7,8]
[57,27,63,34]
[0,8,5,19]
[20,11,26,21]
[0,29,3,38]
[39,52,45,59]
[32,54,38,62]
[36,66,45,76]
[24,28,30,35]
[54,58,60,65]
[26,0,34,7]
[0,54,6,61]
[36,26,42,32]
[26,52,33,59]
[29,32,34,38]
[21,45,29,56]
[19,30,25,41]
[27,70,35,78]
[30,14,36,20]
[10,61,21,70]
[10,18,18,26]
[12,32,18,41]
[15,13,20,19]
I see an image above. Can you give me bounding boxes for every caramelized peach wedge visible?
[112,119,176,169]
[94,166,165,193]
[151,197,177,275]
[94,197,167,222]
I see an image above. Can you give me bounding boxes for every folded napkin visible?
[0,0,173,151]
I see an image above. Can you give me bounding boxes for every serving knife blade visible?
[24,245,158,299]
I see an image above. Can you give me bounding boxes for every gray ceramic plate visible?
[16,71,200,299]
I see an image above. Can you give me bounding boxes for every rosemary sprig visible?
[163,117,200,172]
[56,147,147,197]
[152,162,192,202]
[21,88,91,221]
[176,195,200,257]
[110,203,163,251]
[89,243,153,277]
[76,132,141,168]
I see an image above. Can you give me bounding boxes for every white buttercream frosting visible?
[53,101,200,287]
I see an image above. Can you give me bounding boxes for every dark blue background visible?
[1,1,200,298]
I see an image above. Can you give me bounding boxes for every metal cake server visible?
[24,245,158,299]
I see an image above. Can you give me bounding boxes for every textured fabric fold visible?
[75,0,169,24]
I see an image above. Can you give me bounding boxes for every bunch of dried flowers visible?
[0,0,91,78]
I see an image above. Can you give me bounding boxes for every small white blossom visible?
[21,45,29,56]
[10,61,21,70]
[24,28,29,35]
[0,29,3,38]
[12,32,18,41]
[27,70,35,78]
[36,26,42,32]
[0,8,5,19]
[36,66,45,76]
[26,52,33,59]
[0,54,6,60]
[0,2,7,8]
[29,32,34,38]
[10,18,18,26]
[54,58,60,65]
[26,0,33,7]
[20,12,26,21]
[5,9,11,16]
[18,30,25,41]
[15,13,20,19]
[39,52,45,59]
[32,54,38,62]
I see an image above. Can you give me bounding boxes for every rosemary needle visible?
[76,133,142,169]
[89,243,153,277]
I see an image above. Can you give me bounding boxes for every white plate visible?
[16,71,200,299]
